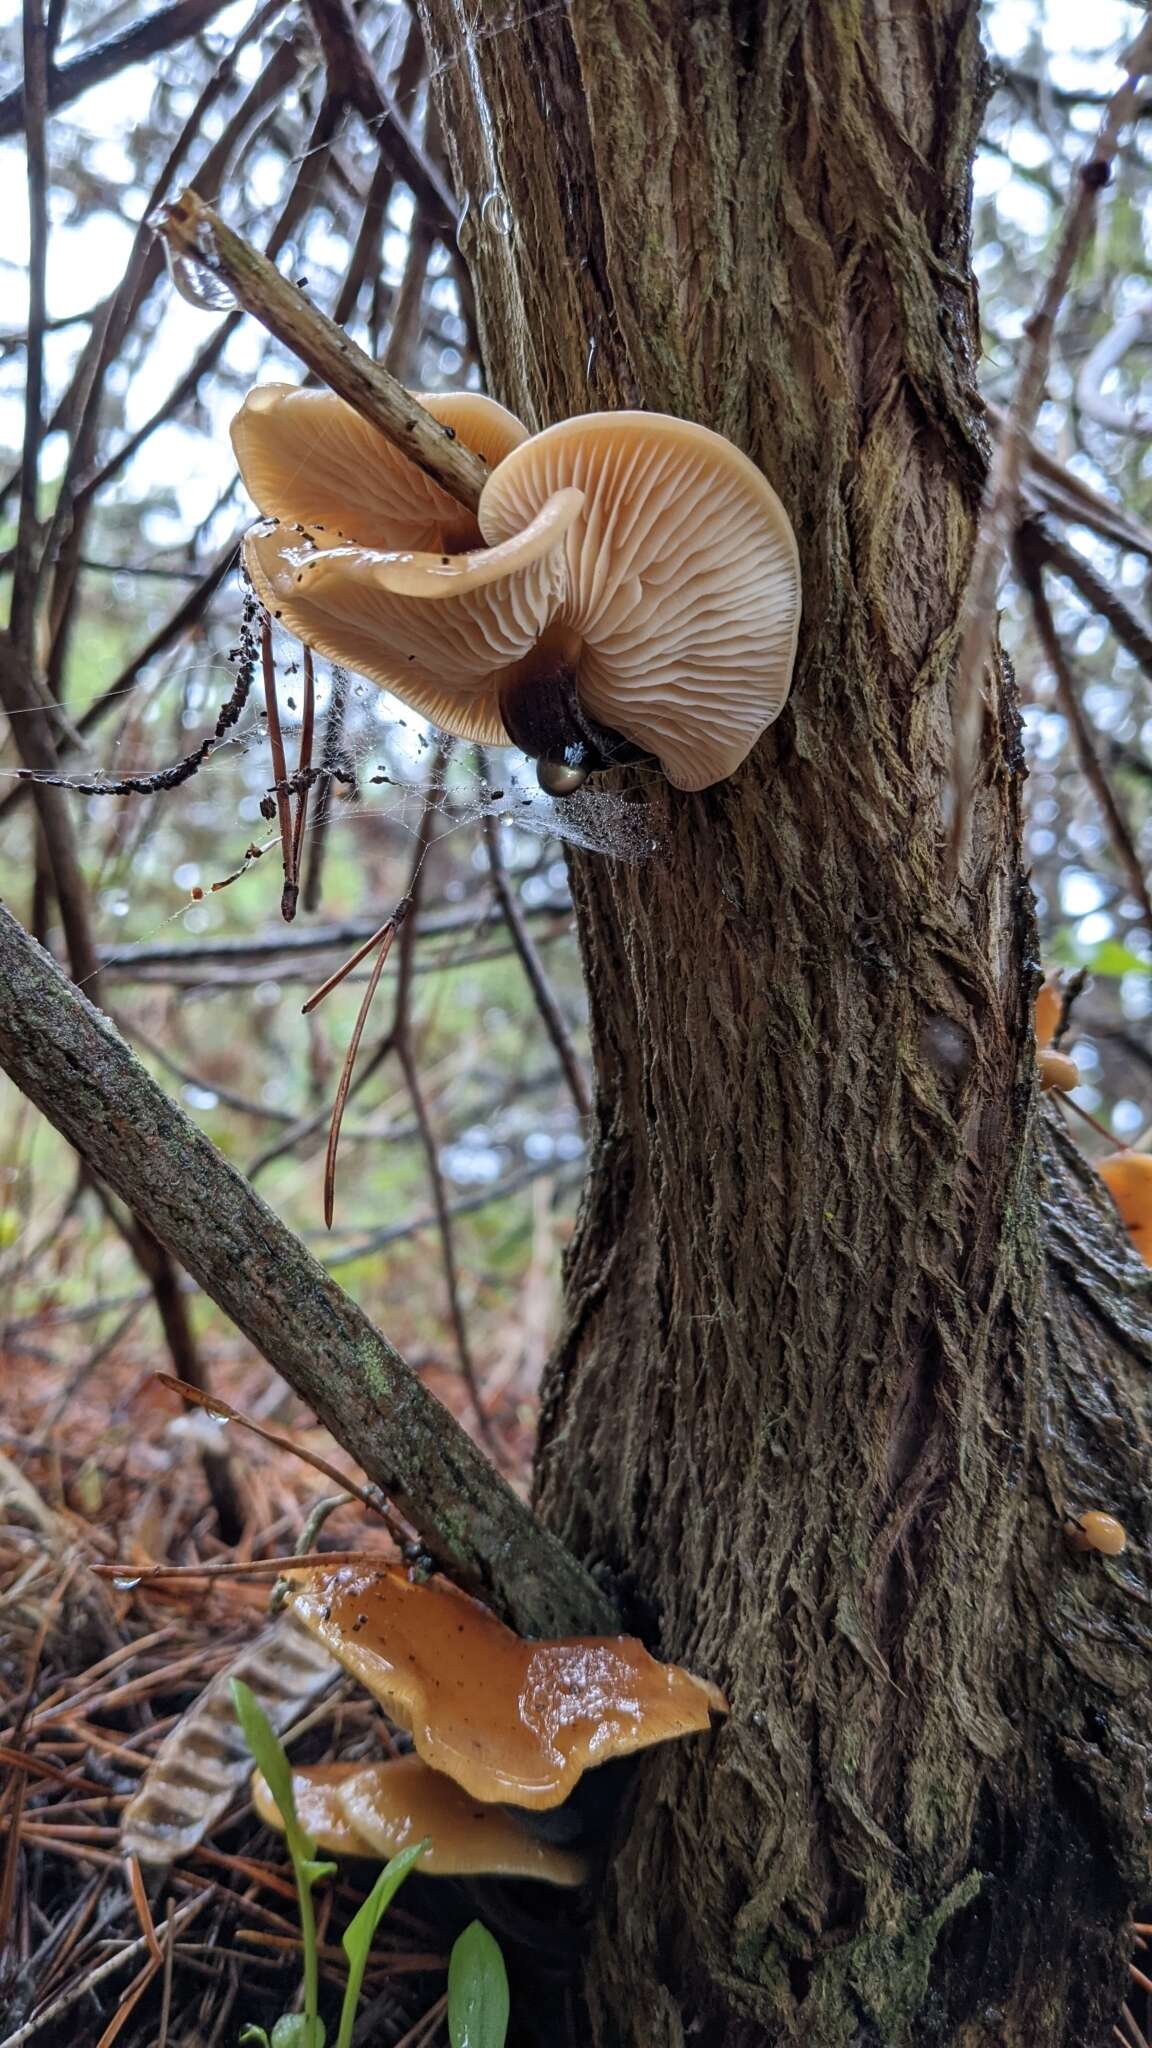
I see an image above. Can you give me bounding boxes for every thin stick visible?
[290,646,316,883]
[127,1853,163,1966]
[946,16,1152,875]
[156,1899,176,2048]
[398,1035,498,1451]
[10,0,48,654]
[0,1889,213,2048]
[91,1550,396,1582]
[481,796,590,1117]
[324,922,403,1226]
[302,661,348,913]
[1018,534,1152,930]
[303,903,409,1015]
[261,614,299,921]
[154,190,487,511]
[1062,1092,1122,1148]
[152,1372,410,1542]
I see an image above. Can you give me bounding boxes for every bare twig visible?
[947,17,1152,873]
[1076,298,1152,436]
[301,662,348,913]
[0,0,235,137]
[304,0,455,235]
[1017,529,1152,932]
[153,191,487,511]
[482,796,590,1118]
[261,614,300,921]
[10,0,49,655]
[322,908,407,1226]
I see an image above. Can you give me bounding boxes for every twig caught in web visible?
[946,16,1152,876]
[13,622,257,798]
[302,661,349,913]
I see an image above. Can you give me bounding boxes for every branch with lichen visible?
[154,188,487,512]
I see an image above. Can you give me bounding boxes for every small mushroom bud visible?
[1034,973,1064,1050]
[1067,1511,1127,1556]
[1038,1048,1079,1093]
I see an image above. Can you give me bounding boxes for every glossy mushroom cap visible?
[1097,1151,1152,1266]
[1068,1511,1128,1556]
[284,1565,727,1810]
[251,1754,589,1884]
[1038,1048,1079,1093]
[234,397,800,792]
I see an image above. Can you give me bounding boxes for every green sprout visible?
[448,1920,510,2048]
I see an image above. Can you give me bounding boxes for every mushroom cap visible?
[1071,1510,1128,1556]
[284,1565,727,1811]
[1038,1048,1079,1093]
[1034,975,1063,1050]
[251,1755,589,1883]
[478,411,802,791]
[1098,1151,1152,1265]
[231,386,527,552]
[251,1759,378,1857]
[242,490,582,746]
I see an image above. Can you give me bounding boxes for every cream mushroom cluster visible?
[251,1563,728,1889]
[232,386,801,795]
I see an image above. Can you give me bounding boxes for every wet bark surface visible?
[419,4,1152,2042]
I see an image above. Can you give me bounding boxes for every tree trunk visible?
[420,5,1152,2043]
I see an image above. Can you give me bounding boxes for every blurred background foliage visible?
[1,0,1151,1483]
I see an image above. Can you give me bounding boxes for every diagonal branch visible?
[0,901,615,1638]
[0,0,236,138]
[154,190,488,512]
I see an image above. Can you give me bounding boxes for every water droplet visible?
[113,1575,142,1591]
[480,189,513,238]
[206,1409,232,1428]
[162,239,236,312]
[586,333,598,381]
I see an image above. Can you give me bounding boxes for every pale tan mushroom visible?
[233,400,800,794]
[283,1564,727,1810]
[253,1754,588,1885]
[1066,1511,1128,1556]
[1038,1048,1079,1093]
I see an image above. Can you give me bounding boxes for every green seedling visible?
[448,1920,510,2048]
[231,1678,427,2047]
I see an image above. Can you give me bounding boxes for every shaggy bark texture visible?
[419,3,1152,2043]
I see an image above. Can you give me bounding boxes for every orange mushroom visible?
[1038,1048,1079,1094]
[1066,1511,1128,1556]
[234,393,801,793]
[284,1565,727,1810]
[1034,973,1064,1050]
[1097,1151,1152,1267]
[253,1754,588,1885]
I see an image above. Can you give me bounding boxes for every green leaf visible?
[231,1677,315,1866]
[335,1840,429,2048]
[270,2018,326,2048]
[1048,930,1149,979]
[238,2029,272,2046]
[448,1921,510,2048]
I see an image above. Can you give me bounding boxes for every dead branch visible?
[153,191,487,511]
[0,0,236,138]
[947,16,1152,872]
[1016,524,1152,932]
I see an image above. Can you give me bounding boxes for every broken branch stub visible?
[153,189,487,513]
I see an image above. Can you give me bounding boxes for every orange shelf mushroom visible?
[1097,1151,1152,1267]
[252,1754,588,1885]
[233,390,801,794]
[283,1565,727,1810]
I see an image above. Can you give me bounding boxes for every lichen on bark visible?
[420,3,1152,2042]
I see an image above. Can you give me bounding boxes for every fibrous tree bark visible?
[419,5,1152,2043]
